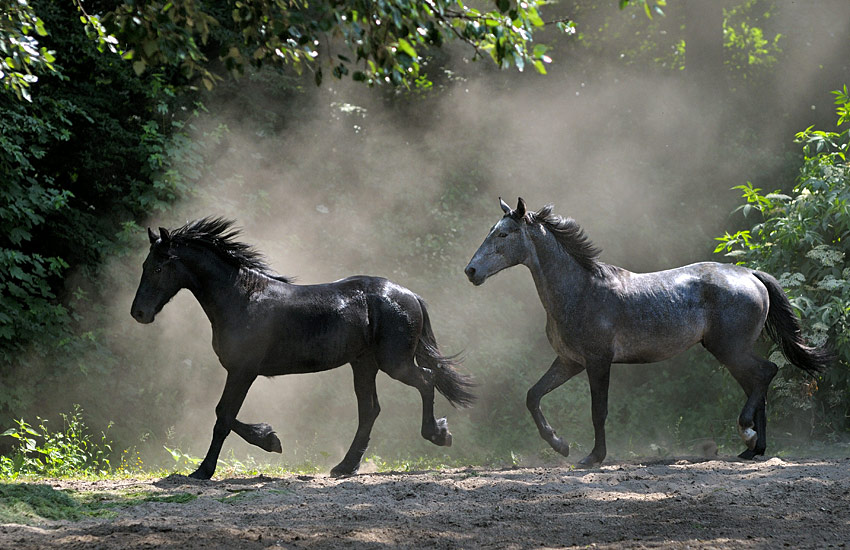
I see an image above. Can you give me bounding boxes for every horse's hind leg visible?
[719,353,778,459]
[379,353,451,447]
[526,357,585,457]
[330,358,381,477]
[578,358,613,468]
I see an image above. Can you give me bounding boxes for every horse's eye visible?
[498,232,508,238]
[154,267,162,274]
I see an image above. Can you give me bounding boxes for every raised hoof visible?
[428,417,453,447]
[330,463,359,478]
[248,423,282,453]
[260,431,283,453]
[549,436,570,458]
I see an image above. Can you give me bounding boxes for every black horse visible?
[465,198,834,467]
[131,217,474,479]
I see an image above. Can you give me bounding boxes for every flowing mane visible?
[169,217,292,282]
[527,205,607,276]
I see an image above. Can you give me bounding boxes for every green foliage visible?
[94,0,562,88]
[620,0,667,19]
[715,89,850,436]
[0,406,113,478]
[723,1,782,79]
[576,0,782,81]
[0,0,56,101]
[834,85,850,127]
[0,0,213,423]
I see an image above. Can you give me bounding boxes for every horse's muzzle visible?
[130,306,155,324]
[464,264,485,286]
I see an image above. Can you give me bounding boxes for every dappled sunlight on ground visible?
[1,457,848,549]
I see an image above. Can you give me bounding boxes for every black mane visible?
[169,217,292,282]
[528,205,607,275]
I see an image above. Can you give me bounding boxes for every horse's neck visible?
[182,252,249,328]
[524,229,592,319]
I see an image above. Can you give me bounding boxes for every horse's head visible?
[464,197,529,286]
[130,226,190,324]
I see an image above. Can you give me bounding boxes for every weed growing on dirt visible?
[163,446,326,477]
[0,405,113,478]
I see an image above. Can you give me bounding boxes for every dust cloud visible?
[96,2,849,469]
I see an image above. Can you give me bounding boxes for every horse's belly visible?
[611,320,705,364]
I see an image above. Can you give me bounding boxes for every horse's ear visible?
[515,197,527,219]
[158,227,170,242]
[499,197,512,215]
[147,227,158,244]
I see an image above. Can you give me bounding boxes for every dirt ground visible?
[2,456,849,549]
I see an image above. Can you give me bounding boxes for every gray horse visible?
[465,197,833,467]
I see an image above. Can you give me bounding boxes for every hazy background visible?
[79,1,850,469]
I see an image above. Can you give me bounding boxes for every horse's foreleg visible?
[190,371,257,480]
[578,359,612,469]
[526,357,585,457]
[331,359,380,477]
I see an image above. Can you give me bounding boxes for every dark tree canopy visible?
[79,0,569,89]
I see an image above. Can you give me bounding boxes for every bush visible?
[715,87,850,438]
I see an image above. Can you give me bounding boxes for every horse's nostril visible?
[465,266,476,278]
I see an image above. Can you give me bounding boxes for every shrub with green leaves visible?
[715,87,850,437]
[0,406,112,478]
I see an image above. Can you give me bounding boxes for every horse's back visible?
[610,262,767,363]
[304,274,424,337]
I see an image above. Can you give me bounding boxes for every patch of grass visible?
[0,483,198,525]
[0,483,113,524]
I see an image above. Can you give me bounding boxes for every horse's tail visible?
[415,297,476,408]
[753,270,835,376]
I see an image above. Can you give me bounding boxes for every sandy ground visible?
[2,457,849,549]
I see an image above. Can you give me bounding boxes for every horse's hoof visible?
[738,449,757,460]
[429,430,453,447]
[428,417,453,447]
[188,468,213,480]
[251,423,283,453]
[738,448,765,461]
[577,455,602,469]
[264,433,283,453]
[550,436,570,458]
[330,464,358,478]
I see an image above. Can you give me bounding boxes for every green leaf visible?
[142,40,159,57]
[396,38,416,58]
